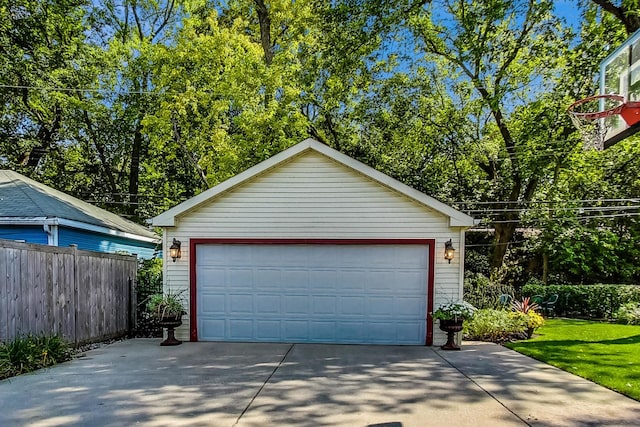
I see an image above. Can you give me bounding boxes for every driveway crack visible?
[233,343,295,426]
[432,348,531,426]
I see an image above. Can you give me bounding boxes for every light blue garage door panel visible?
[196,244,429,345]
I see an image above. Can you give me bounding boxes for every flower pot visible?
[439,318,464,350]
[158,315,183,346]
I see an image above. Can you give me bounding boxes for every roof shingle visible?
[0,170,158,240]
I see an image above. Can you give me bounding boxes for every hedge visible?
[521,283,640,319]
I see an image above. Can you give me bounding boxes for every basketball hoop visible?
[567,94,625,151]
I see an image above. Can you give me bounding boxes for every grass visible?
[505,318,640,401]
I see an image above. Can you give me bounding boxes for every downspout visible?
[43,219,59,246]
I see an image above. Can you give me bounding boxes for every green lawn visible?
[505,318,640,401]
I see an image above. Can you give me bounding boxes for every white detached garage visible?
[152,139,475,346]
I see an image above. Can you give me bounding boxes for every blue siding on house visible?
[0,225,48,244]
[58,227,157,259]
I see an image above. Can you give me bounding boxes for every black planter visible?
[158,316,183,346]
[439,318,464,350]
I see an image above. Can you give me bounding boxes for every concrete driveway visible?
[1,340,639,427]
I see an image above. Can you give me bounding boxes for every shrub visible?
[524,311,545,329]
[135,258,163,337]
[463,309,527,342]
[615,302,640,325]
[137,258,163,290]
[464,272,515,309]
[521,282,640,318]
[511,297,540,314]
[0,334,71,380]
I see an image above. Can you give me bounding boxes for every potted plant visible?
[147,290,186,346]
[433,302,475,350]
[511,297,545,338]
[523,311,545,338]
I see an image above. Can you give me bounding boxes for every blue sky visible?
[554,0,582,29]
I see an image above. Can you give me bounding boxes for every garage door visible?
[195,243,429,345]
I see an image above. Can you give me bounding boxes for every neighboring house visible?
[152,139,476,346]
[0,170,159,259]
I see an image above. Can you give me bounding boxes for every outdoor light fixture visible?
[169,238,181,262]
[444,239,455,264]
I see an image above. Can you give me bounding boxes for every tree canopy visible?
[1,0,639,283]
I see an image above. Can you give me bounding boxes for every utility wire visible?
[464,205,640,214]
[480,212,640,224]
[0,84,144,94]
[466,241,527,247]
[450,201,640,209]
[0,83,213,96]
[453,198,640,205]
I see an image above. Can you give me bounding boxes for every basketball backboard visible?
[599,28,640,147]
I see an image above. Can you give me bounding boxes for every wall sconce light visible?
[444,239,455,264]
[169,238,181,262]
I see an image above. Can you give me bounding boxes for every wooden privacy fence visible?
[0,240,138,344]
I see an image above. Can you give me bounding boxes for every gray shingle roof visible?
[0,170,158,240]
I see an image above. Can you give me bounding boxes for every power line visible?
[480,211,640,224]
[0,83,212,97]
[78,192,169,199]
[466,240,527,247]
[464,205,640,215]
[453,198,640,205]
[0,84,134,94]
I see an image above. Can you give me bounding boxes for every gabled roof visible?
[152,138,476,228]
[0,170,158,241]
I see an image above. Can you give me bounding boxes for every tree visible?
[408,0,572,270]
[138,1,316,210]
[589,0,640,34]
[0,0,94,169]
[522,7,639,284]
[78,0,183,220]
[26,0,186,221]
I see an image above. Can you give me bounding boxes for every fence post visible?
[129,276,136,335]
[70,244,78,346]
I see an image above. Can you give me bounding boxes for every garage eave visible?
[450,217,477,227]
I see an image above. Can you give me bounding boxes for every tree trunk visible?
[623,15,640,34]
[254,0,273,66]
[491,222,517,271]
[590,0,640,34]
[81,109,121,204]
[20,106,62,167]
[128,120,143,218]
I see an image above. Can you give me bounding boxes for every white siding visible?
[164,151,465,344]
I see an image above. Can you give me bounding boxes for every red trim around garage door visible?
[189,238,436,345]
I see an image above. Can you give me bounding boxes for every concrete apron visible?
[0,340,638,427]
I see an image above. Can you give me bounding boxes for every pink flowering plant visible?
[433,301,476,322]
